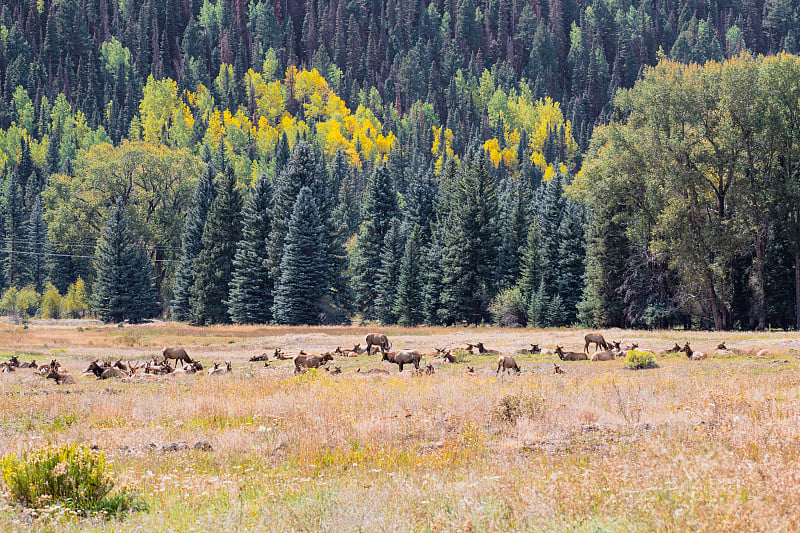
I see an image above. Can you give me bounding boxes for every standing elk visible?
[496,355,520,375]
[584,333,610,353]
[365,334,391,355]
[382,350,421,372]
[162,347,195,368]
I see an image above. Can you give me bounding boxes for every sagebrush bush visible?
[624,350,658,370]
[0,443,145,518]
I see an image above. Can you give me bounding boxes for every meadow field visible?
[0,321,798,531]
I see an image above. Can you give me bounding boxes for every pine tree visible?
[24,195,47,293]
[394,223,425,326]
[350,165,398,318]
[92,197,160,323]
[272,186,326,325]
[3,173,27,289]
[228,173,273,324]
[191,165,242,325]
[374,218,403,324]
[171,165,215,320]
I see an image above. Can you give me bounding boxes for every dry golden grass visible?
[0,321,798,531]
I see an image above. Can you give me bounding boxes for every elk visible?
[293,353,334,374]
[324,365,342,375]
[365,333,391,355]
[0,363,15,373]
[681,343,707,360]
[273,349,294,360]
[18,359,37,368]
[162,347,194,368]
[7,356,20,367]
[496,355,520,375]
[46,370,75,385]
[209,362,232,376]
[357,368,390,376]
[529,344,541,354]
[553,363,565,374]
[591,348,616,361]
[657,343,683,356]
[336,344,362,357]
[439,350,458,363]
[382,350,421,372]
[170,361,203,375]
[555,346,588,361]
[475,342,499,355]
[584,333,610,353]
[249,353,270,362]
[466,366,475,374]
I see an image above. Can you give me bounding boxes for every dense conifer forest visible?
[0,0,798,329]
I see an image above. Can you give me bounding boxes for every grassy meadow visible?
[0,321,798,531]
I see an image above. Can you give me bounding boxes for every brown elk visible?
[496,355,520,375]
[162,347,194,367]
[553,363,565,374]
[382,350,421,372]
[475,342,499,355]
[555,346,588,361]
[439,350,458,363]
[657,343,683,355]
[0,363,15,373]
[591,348,616,361]
[209,361,232,375]
[249,353,270,362]
[294,353,334,374]
[7,356,20,367]
[46,370,75,384]
[365,333,391,355]
[18,359,37,368]
[324,365,342,375]
[170,361,203,375]
[357,368,390,376]
[681,343,707,360]
[273,349,294,360]
[584,333,610,353]
[529,344,541,354]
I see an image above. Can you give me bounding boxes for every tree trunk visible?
[795,249,800,331]
[752,229,767,330]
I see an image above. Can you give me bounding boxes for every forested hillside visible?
[0,0,798,329]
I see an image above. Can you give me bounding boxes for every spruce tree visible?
[228,173,273,324]
[374,218,403,324]
[350,165,398,318]
[172,165,215,320]
[24,195,48,293]
[92,197,160,323]
[555,202,587,324]
[3,173,27,289]
[438,150,500,324]
[191,165,243,325]
[272,186,326,325]
[394,223,425,326]
[267,141,322,285]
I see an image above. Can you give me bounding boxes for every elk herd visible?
[0,331,777,385]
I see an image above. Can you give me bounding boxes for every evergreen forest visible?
[0,0,799,329]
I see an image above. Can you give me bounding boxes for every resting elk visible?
[293,353,334,374]
[555,346,588,361]
[681,343,707,360]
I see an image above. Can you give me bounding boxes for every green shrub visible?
[489,287,528,327]
[0,443,146,518]
[494,393,545,423]
[624,349,658,370]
